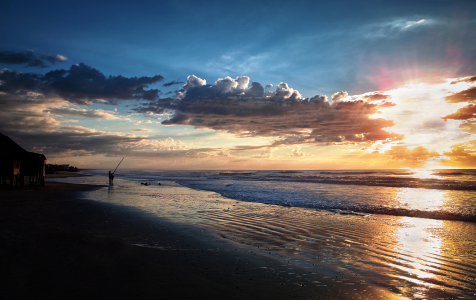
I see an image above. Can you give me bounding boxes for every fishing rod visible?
[112,158,124,175]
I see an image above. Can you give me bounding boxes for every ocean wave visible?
[290,176,476,190]
[106,169,476,223]
[179,170,476,191]
[176,181,476,223]
[258,199,476,222]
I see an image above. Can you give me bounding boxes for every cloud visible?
[206,51,273,75]
[374,79,476,154]
[450,76,476,85]
[0,63,164,105]
[445,86,476,103]
[1,120,194,158]
[0,62,189,159]
[0,50,67,68]
[252,148,277,159]
[181,74,206,91]
[387,145,440,161]
[309,95,329,103]
[41,54,67,63]
[146,75,402,146]
[130,100,168,115]
[362,93,391,101]
[331,91,348,103]
[121,136,195,152]
[442,104,476,120]
[353,145,441,168]
[363,18,434,39]
[177,75,266,101]
[287,145,311,157]
[47,107,123,120]
[162,80,184,87]
[44,63,164,104]
[273,82,301,100]
[133,128,151,132]
[441,141,476,167]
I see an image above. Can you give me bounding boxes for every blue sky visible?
[4,0,474,95]
[1,0,476,169]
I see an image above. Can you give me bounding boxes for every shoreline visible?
[45,170,92,178]
[0,177,385,299]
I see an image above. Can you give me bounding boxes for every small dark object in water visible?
[141,182,148,186]
[158,183,161,185]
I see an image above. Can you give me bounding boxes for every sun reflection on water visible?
[404,168,440,180]
[395,188,447,211]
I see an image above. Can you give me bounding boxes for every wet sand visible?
[0,176,385,299]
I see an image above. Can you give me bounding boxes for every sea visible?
[55,169,476,299]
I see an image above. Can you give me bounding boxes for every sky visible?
[1,0,476,170]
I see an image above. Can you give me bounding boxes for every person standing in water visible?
[108,171,114,186]
[109,158,124,187]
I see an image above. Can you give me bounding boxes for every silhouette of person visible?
[108,171,114,186]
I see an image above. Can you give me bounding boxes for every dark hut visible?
[0,133,46,188]
[20,151,47,188]
[0,133,25,188]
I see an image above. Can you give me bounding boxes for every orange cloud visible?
[361,93,391,101]
[441,141,476,168]
[341,145,441,169]
[387,145,440,160]
[442,104,476,120]
[450,76,476,85]
[445,86,476,103]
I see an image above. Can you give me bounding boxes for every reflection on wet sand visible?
[386,187,476,299]
[82,178,476,299]
[392,217,444,297]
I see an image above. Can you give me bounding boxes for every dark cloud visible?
[443,104,476,120]
[0,63,172,157]
[43,63,164,104]
[0,50,67,68]
[129,97,175,114]
[0,63,164,105]
[309,95,328,104]
[131,105,166,114]
[162,80,184,87]
[140,75,403,146]
[445,86,476,103]
[0,70,42,95]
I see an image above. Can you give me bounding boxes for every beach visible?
[2,170,475,299]
[1,175,384,300]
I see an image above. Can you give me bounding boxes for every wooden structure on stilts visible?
[20,152,47,188]
[0,132,47,189]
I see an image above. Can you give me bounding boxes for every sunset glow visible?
[1,0,475,170]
